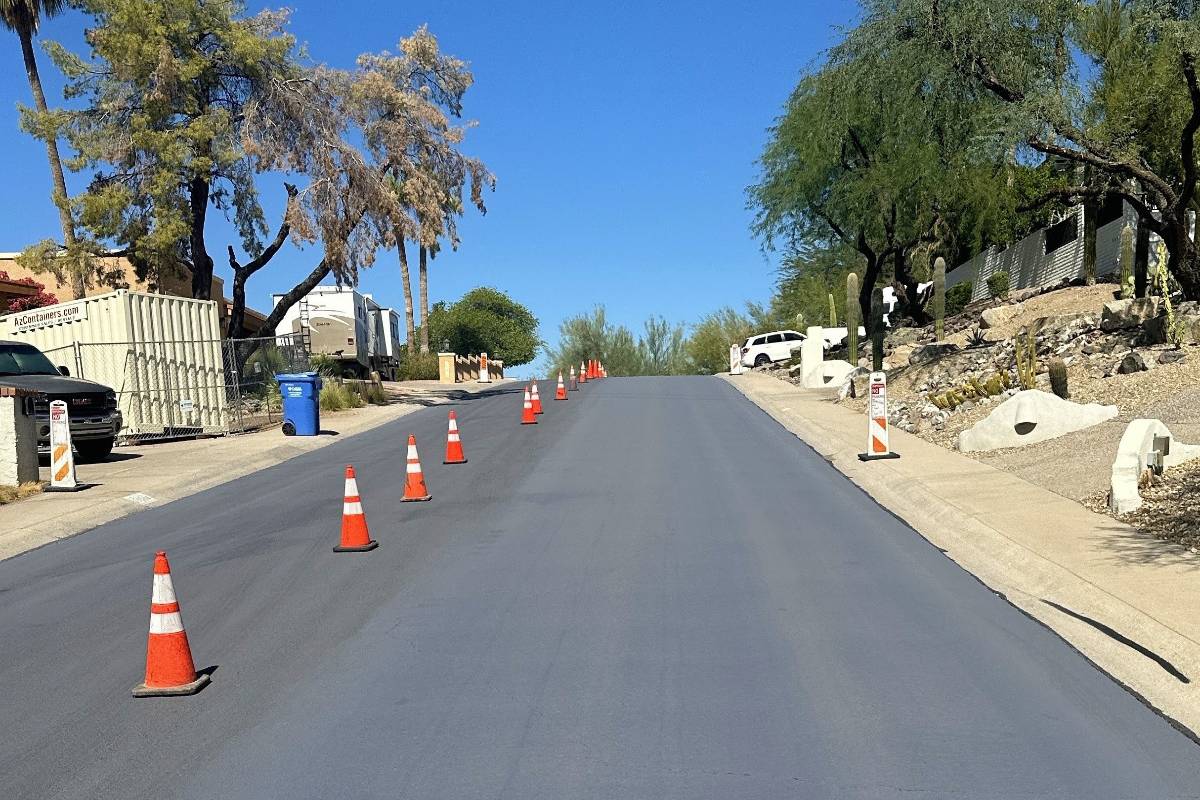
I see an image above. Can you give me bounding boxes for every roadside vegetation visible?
[0,482,42,505]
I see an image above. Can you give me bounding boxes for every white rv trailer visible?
[272,285,392,378]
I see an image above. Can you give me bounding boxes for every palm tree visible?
[3,0,83,298]
[418,244,430,353]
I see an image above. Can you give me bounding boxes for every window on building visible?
[1044,215,1079,254]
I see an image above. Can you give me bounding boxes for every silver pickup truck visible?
[0,340,122,462]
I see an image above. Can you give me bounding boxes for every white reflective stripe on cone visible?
[149,611,184,635]
[151,573,177,605]
[406,461,421,473]
[344,477,359,497]
[343,501,363,515]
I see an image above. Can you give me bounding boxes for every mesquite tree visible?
[750,12,1012,327]
[878,0,1200,299]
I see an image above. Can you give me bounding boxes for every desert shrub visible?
[320,381,363,411]
[945,282,973,316]
[986,271,1010,300]
[396,352,440,381]
[349,380,388,406]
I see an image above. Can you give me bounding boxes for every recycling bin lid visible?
[274,371,320,382]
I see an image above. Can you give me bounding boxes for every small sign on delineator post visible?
[45,400,89,492]
[858,371,900,461]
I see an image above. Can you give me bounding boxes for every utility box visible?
[0,387,39,486]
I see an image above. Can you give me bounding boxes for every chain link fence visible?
[39,334,309,444]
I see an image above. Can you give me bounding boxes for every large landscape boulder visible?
[1101,297,1160,332]
[957,390,1118,453]
[1142,310,1200,345]
[979,302,1023,329]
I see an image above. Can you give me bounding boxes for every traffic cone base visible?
[333,539,379,552]
[133,672,210,697]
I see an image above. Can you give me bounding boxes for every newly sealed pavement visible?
[1,377,1198,799]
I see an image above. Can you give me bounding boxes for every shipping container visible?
[0,290,227,439]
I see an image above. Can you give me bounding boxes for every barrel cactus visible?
[1048,357,1069,399]
[933,256,946,341]
[846,272,860,365]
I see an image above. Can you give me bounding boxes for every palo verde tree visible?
[750,11,1014,326]
[885,0,1200,298]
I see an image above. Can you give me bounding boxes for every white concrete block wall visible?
[0,392,39,487]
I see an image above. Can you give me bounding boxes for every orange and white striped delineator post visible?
[45,400,86,492]
[521,386,537,424]
[132,551,210,697]
[729,344,744,375]
[555,372,568,400]
[530,380,544,414]
[858,371,900,461]
[402,434,432,501]
[444,410,467,464]
[335,465,378,551]
[478,352,491,383]
[569,365,578,391]
[578,361,587,385]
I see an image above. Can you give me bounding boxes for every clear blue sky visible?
[0,1,852,363]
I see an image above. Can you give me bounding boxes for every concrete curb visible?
[722,371,1200,738]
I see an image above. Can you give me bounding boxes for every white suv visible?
[740,330,806,368]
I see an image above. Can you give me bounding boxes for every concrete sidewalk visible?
[724,370,1200,737]
[0,379,514,561]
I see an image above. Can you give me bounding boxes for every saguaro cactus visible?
[933,256,946,341]
[846,272,859,365]
[1119,224,1134,300]
[870,286,885,372]
[828,293,837,328]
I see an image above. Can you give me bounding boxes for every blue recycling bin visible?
[276,372,322,436]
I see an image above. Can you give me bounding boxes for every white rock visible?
[957,390,1118,452]
[1110,419,1200,514]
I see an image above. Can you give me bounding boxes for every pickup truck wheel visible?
[75,438,114,463]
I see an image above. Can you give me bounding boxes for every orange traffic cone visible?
[578,361,587,385]
[444,410,467,464]
[600,363,607,378]
[521,386,537,424]
[569,365,578,391]
[132,551,210,697]
[402,435,432,501]
[530,381,544,414]
[555,372,568,400]
[334,465,378,552]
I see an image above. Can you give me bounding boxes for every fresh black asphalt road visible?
[2,376,1199,799]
